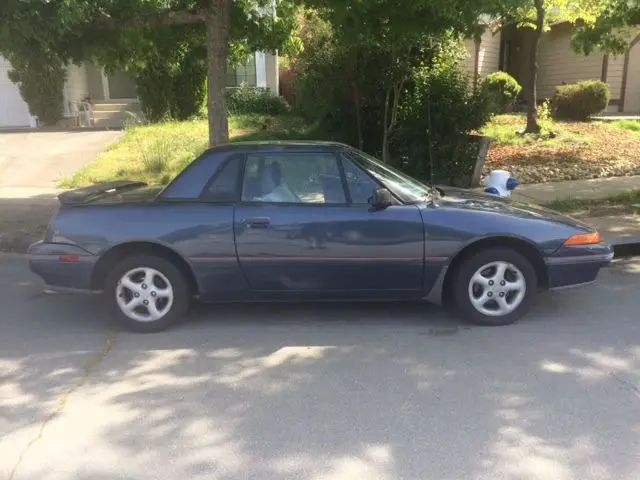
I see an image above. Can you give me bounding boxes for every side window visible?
[200,154,242,202]
[341,155,379,204]
[241,152,346,204]
[162,151,230,199]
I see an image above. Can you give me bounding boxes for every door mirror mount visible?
[369,187,393,210]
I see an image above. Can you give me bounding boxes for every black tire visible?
[103,254,190,333]
[452,247,537,326]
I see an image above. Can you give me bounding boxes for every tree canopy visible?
[0,0,299,143]
[484,0,608,133]
[572,0,640,55]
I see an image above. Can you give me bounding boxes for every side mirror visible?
[369,187,393,210]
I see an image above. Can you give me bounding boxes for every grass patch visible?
[546,189,640,217]
[481,114,590,147]
[62,114,324,188]
[606,119,640,134]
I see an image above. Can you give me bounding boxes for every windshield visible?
[344,149,431,203]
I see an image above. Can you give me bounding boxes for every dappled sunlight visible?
[485,427,610,480]
[267,444,395,480]
[4,252,640,478]
[214,346,350,392]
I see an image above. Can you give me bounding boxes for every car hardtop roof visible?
[203,140,353,154]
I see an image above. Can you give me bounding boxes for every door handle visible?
[244,217,271,228]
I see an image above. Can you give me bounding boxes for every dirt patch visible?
[483,118,640,184]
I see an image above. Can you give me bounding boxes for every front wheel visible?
[103,254,190,333]
[452,247,537,326]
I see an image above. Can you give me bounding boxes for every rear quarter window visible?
[160,150,241,200]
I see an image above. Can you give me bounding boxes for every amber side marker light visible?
[564,232,603,246]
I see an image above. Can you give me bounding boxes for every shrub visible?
[6,52,66,125]
[392,58,493,185]
[225,84,291,115]
[479,71,522,114]
[552,80,610,121]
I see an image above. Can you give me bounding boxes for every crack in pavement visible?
[609,371,640,400]
[8,332,117,480]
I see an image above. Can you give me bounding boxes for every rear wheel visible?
[452,247,537,326]
[103,254,190,333]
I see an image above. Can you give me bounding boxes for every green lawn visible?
[606,119,640,134]
[480,113,591,147]
[62,114,322,188]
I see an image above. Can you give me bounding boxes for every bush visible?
[225,84,291,115]
[552,80,610,121]
[480,71,522,114]
[392,58,493,185]
[6,52,66,125]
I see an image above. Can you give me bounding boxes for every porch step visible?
[91,101,143,127]
[92,101,141,113]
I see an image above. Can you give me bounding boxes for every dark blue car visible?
[28,142,613,332]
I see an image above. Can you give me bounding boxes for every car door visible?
[233,148,425,298]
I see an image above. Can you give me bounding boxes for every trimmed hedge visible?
[226,84,291,115]
[480,71,522,114]
[552,80,610,121]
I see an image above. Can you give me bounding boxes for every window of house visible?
[226,55,257,87]
[241,153,346,204]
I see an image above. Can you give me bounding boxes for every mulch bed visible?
[483,121,640,184]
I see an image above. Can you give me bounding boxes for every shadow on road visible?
[2,257,640,479]
[0,194,58,253]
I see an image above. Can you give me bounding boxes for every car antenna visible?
[426,35,437,203]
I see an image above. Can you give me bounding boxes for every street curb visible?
[0,126,124,134]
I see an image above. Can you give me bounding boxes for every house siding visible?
[64,63,89,105]
[537,23,604,99]
[607,53,625,100]
[265,52,279,94]
[477,29,501,78]
[625,41,640,112]
[461,39,476,79]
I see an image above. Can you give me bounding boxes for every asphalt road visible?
[1,254,640,480]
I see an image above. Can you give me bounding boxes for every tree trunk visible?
[352,51,364,151]
[382,88,391,162]
[205,0,231,146]
[353,83,363,151]
[525,0,545,134]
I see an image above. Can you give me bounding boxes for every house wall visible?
[461,39,477,80]
[0,55,31,127]
[86,64,105,101]
[477,29,501,78]
[265,52,279,94]
[460,28,501,84]
[62,63,90,116]
[625,40,640,112]
[537,23,604,99]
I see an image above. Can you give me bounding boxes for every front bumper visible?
[28,241,99,293]
[545,244,614,290]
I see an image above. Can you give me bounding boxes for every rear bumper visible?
[545,246,614,290]
[28,241,99,294]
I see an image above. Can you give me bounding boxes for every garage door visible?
[0,56,31,128]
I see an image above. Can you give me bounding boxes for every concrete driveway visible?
[0,131,121,189]
[1,254,640,480]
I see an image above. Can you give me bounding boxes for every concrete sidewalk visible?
[511,175,640,204]
[584,215,640,246]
